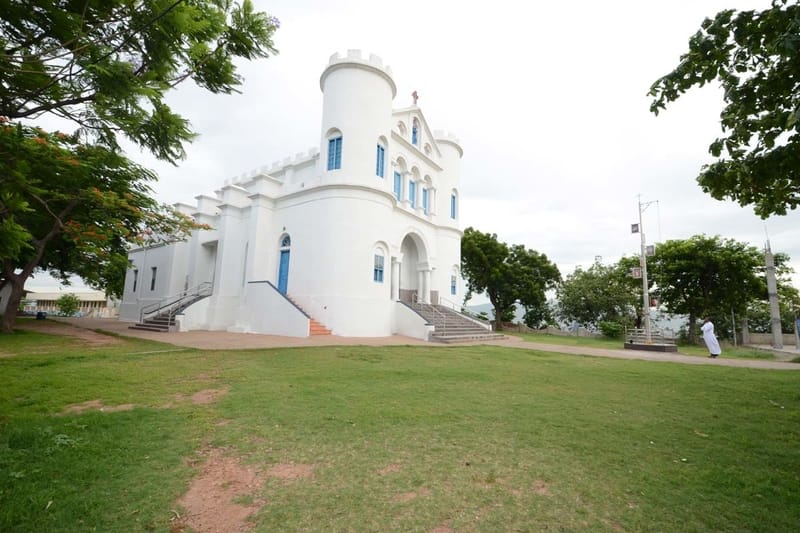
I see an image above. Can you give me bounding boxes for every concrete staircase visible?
[309,318,332,336]
[129,314,176,333]
[286,296,332,336]
[129,282,213,333]
[408,302,504,343]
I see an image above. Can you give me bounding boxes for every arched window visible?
[376,137,387,178]
[281,235,291,248]
[326,130,342,171]
[373,250,385,283]
[450,190,458,219]
[412,118,420,146]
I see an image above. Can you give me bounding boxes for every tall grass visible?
[1,330,799,531]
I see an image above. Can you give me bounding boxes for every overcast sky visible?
[37,0,800,292]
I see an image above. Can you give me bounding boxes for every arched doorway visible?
[277,234,291,294]
[398,232,430,303]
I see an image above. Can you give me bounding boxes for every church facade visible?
[119,50,464,339]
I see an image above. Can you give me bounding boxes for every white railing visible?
[140,282,213,323]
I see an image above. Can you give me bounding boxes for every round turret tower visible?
[319,50,396,185]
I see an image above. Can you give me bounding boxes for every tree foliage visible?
[647,235,766,342]
[649,0,800,217]
[556,257,644,330]
[461,227,560,331]
[0,1,278,332]
[0,0,279,161]
[56,293,80,317]
[0,122,201,332]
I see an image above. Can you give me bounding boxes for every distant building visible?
[119,50,464,339]
[19,287,118,318]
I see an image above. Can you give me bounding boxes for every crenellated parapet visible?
[320,49,396,98]
[434,129,463,158]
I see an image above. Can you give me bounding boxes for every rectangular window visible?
[376,145,385,177]
[451,275,457,295]
[409,181,416,208]
[150,267,157,291]
[393,172,401,200]
[422,188,429,215]
[373,254,385,283]
[327,136,342,170]
[450,194,457,219]
[132,269,138,292]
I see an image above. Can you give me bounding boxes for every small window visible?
[327,136,342,170]
[150,267,157,291]
[422,188,429,215]
[450,193,457,219]
[393,172,401,200]
[373,253,385,283]
[451,275,457,295]
[409,181,416,208]
[281,235,291,248]
[412,119,420,146]
[376,144,385,177]
[132,269,138,292]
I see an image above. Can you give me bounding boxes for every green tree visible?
[56,293,80,317]
[0,123,200,332]
[647,235,766,343]
[0,1,278,333]
[461,227,560,331]
[649,0,800,217]
[556,257,643,330]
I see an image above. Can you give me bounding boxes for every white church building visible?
[119,50,468,339]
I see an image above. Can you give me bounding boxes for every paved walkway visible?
[50,317,800,371]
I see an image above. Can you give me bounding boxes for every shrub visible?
[56,293,80,317]
[598,321,624,339]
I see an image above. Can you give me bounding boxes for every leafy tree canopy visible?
[461,227,560,331]
[647,235,768,342]
[649,0,800,217]
[0,0,279,161]
[0,1,279,332]
[557,257,644,330]
[56,293,80,317]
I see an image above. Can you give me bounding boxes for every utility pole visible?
[765,241,783,349]
[632,196,657,344]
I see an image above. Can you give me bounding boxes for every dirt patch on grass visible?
[431,526,455,533]
[378,463,402,475]
[392,488,430,503]
[173,447,265,533]
[266,463,315,483]
[163,388,229,408]
[15,320,122,347]
[531,479,551,495]
[60,399,136,415]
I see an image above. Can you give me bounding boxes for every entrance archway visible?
[398,232,430,303]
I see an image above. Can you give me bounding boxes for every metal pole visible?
[639,197,652,343]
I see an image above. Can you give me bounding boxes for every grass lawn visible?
[1,327,799,532]
[510,331,799,361]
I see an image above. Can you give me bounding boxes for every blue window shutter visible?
[393,172,401,200]
[451,275,457,295]
[412,125,418,145]
[409,181,416,208]
[450,194,456,219]
[376,145,385,177]
[328,137,342,170]
[422,188,428,214]
[374,254,385,282]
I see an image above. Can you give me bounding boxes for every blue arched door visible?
[278,235,291,294]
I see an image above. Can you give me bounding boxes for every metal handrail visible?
[427,301,448,335]
[140,282,213,322]
[438,297,458,311]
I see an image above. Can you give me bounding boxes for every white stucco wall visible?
[119,50,463,340]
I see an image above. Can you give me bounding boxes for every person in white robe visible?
[701,317,722,358]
